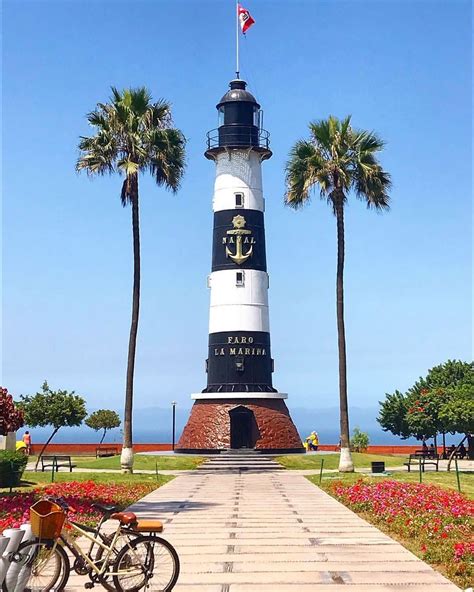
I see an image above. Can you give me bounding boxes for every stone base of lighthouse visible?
[176,398,304,453]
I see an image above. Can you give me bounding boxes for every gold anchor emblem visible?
[225,215,254,265]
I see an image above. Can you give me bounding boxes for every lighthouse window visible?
[236,271,245,286]
[218,107,225,127]
[235,192,244,208]
[253,107,262,128]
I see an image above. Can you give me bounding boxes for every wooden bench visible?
[404,452,439,472]
[96,446,119,458]
[40,455,76,472]
[444,450,464,460]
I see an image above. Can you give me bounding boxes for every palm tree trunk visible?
[335,200,354,472]
[121,173,140,473]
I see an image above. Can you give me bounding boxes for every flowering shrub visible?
[328,479,474,588]
[0,387,24,436]
[0,480,156,531]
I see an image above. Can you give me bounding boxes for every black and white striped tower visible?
[177,80,303,453]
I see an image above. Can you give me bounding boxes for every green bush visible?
[0,450,28,487]
[350,427,370,452]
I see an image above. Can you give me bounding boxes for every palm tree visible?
[285,115,391,472]
[77,87,186,473]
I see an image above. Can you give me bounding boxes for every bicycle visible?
[4,497,180,591]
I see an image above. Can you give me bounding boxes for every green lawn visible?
[1,470,173,493]
[308,469,474,498]
[276,452,404,470]
[75,454,205,471]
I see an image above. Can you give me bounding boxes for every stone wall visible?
[176,399,303,451]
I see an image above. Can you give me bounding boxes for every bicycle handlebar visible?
[46,496,76,513]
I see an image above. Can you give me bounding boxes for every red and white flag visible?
[238,4,255,34]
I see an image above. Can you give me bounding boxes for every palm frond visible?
[355,165,391,210]
[285,115,391,214]
[148,128,186,192]
[284,140,331,209]
[352,129,385,154]
[77,86,187,201]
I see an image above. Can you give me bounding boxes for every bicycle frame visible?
[59,519,142,578]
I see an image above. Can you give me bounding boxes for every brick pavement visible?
[62,470,460,591]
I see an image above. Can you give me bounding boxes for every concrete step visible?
[198,454,283,472]
[205,457,276,463]
[219,449,261,455]
[198,466,284,471]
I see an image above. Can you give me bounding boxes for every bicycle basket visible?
[30,500,65,539]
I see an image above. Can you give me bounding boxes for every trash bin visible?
[371,461,385,474]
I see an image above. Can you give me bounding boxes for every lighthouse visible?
[177,79,303,453]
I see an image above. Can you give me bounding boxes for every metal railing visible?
[206,126,271,151]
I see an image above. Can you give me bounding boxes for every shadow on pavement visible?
[129,500,220,513]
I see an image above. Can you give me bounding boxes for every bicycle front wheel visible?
[2,538,70,592]
[112,535,180,592]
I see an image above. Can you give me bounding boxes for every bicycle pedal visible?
[84,583,94,589]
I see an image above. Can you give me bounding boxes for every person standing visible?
[421,440,428,456]
[312,432,319,451]
[22,431,32,455]
[307,431,319,451]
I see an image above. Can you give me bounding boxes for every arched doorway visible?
[229,406,259,449]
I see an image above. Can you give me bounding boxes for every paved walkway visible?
[65,470,460,591]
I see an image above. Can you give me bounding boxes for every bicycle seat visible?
[92,503,120,514]
[133,520,164,533]
[110,511,137,525]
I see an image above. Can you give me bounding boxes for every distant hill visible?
[23,404,423,445]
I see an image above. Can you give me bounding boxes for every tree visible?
[77,87,186,473]
[18,381,87,469]
[86,409,121,444]
[378,390,412,439]
[0,387,24,437]
[350,427,369,452]
[405,387,455,442]
[439,384,474,461]
[410,360,474,393]
[378,360,474,459]
[407,360,474,451]
[285,116,391,472]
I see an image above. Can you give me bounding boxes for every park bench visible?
[40,455,76,472]
[444,449,465,460]
[404,451,439,472]
[95,446,119,458]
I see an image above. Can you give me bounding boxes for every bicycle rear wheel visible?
[93,530,140,592]
[2,538,70,592]
[112,535,180,592]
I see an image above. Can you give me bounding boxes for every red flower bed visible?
[0,481,156,531]
[328,479,474,587]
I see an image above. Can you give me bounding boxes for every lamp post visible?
[171,401,177,451]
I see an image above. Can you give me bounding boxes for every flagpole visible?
[236,0,240,78]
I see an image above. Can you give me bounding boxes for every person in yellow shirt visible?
[306,431,319,451]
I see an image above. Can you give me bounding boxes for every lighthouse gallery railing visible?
[206,126,270,151]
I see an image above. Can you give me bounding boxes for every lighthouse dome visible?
[217,79,260,109]
[205,79,271,159]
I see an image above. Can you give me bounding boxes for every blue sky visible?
[2,1,472,431]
